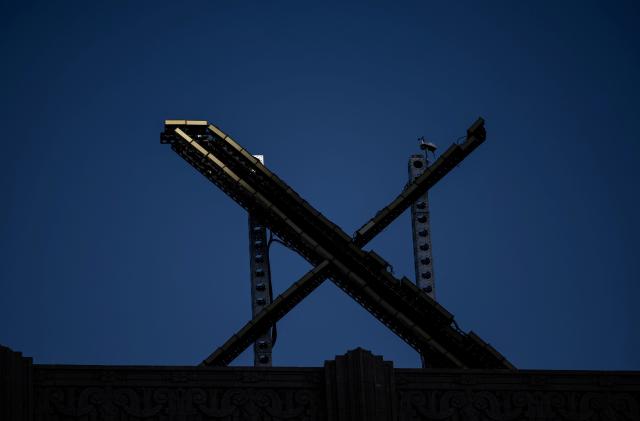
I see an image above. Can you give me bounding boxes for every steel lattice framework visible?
[160,118,514,369]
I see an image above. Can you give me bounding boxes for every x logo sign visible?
[161,119,514,369]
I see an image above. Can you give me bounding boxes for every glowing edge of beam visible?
[174,127,307,241]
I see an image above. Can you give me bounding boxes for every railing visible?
[2,345,639,421]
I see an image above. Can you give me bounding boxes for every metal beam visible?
[248,212,274,366]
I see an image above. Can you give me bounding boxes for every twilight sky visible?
[1,0,638,370]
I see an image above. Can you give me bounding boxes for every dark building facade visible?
[2,345,639,421]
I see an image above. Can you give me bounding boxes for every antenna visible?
[418,136,438,163]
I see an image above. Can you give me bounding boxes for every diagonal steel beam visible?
[161,118,513,369]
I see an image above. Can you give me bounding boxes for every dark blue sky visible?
[1,1,638,370]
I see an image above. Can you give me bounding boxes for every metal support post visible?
[248,155,274,367]
[408,154,436,299]
[409,151,437,369]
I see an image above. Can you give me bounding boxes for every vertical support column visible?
[409,154,436,368]
[248,155,274,367]
[408,154,436,298]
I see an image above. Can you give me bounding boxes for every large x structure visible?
[161,118,514,370]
